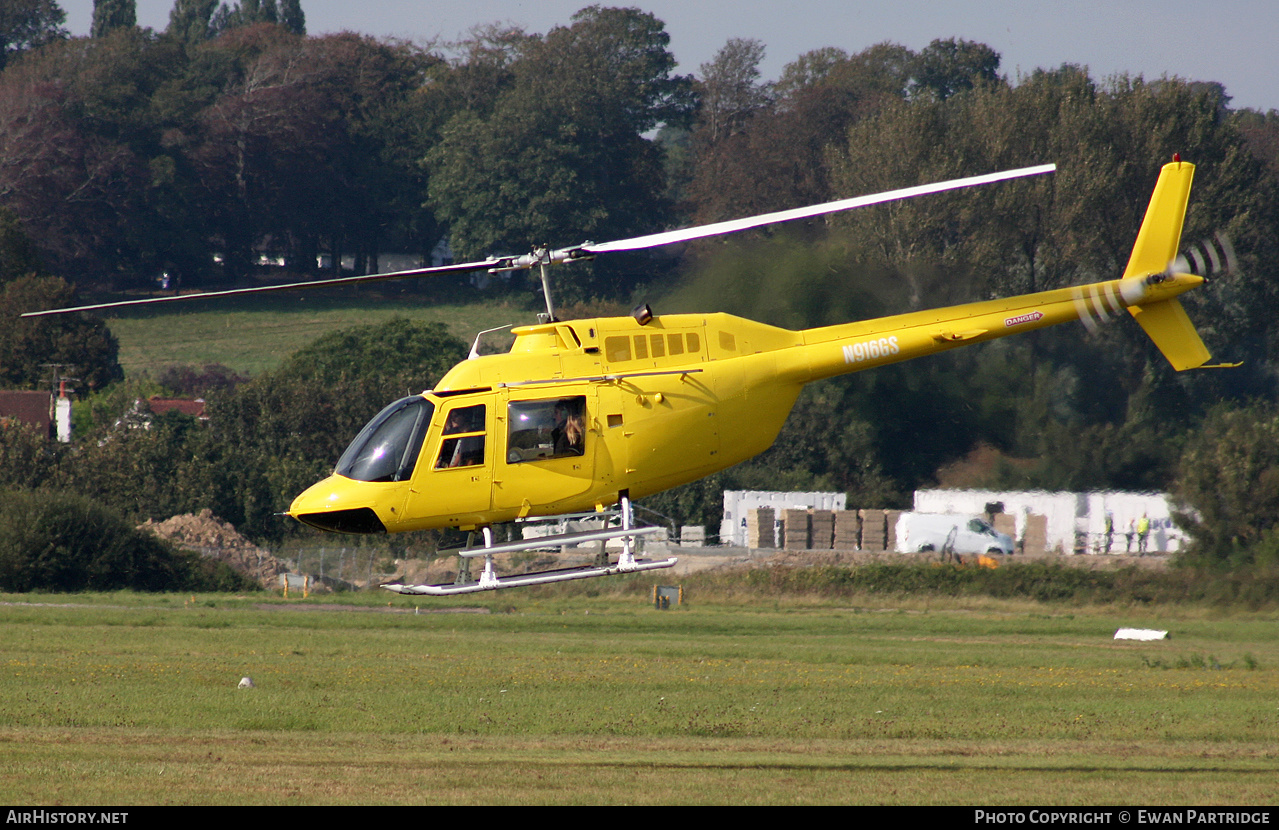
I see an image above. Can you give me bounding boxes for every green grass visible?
[1,591,1277,804]
[105,291,529,377]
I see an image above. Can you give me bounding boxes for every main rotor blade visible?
[24,164,1054,319]
[582,164,1057,254]
[20,258,505,317]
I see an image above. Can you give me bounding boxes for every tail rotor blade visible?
[1172,232,1236,279]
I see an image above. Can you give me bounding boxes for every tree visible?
[296,34,444,275]
[166,0,216,45]
[910,37,1001,101]
[0,29,185,283]
[0,0,66,71]
[0,208,42,282]
[774,42,914,106]
[175,24,338,279]
[210,0,280,35]
[427,6,694,298]
[696,38,770,144]
[1175,403,1279,564]
[1234,108,1279,176]
[91,0,136,38]
[278,0,304,35]
[680,38,775,222]
[425,24,531,117]
[0,417,52,490]
[684,42,915,225]
[828,71,1272,314]
[158,27,439,281]
[156,362,247,396]
[773,46,849,99]
[0,275,123,391]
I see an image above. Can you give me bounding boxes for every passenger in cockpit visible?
[551,401,584,456]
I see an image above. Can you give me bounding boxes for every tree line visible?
[3,1,1279,572]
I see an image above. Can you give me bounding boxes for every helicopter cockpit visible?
[335,393,589,481]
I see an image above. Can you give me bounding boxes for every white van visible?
[895,513,1015,556]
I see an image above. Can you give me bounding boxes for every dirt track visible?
[662,546,1171,575]
[398,545,1171,584]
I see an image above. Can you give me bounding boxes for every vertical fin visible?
[1123,159,1194,279]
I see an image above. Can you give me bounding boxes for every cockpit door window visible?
[436,404,487,468]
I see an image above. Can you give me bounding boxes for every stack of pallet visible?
[745,507,776,548]
[992,513,1016,538]
[834,510,861,549]
[859,509,887,551]
[782,509,811,550]
[809,510,835,550]
[1022,514,1049,555]
[884,509,902,551]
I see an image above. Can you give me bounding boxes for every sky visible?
[63,0,1279,113]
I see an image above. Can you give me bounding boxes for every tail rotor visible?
[1075,231,1235,336]
[1170,231,1236,280]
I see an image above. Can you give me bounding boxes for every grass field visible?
[105,290,528,377]
[2,588,1277,805]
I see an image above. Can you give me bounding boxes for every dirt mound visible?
[140,509,291,589]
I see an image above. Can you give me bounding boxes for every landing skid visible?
[381,492,678,595]
[383,555,677,595]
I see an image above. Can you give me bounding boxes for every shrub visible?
[0,489,254,592]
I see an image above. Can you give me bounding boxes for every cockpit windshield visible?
[335,396,434,482]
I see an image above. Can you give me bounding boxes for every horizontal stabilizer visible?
[1129,298,1211,371]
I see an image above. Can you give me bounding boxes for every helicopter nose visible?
[288,474,390,534]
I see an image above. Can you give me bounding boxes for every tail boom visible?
[779,271,1205,384]
[779,157,1218,381]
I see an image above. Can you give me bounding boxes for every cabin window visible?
[686,332,700,353]
[667,333,684,356]
[436,404,486,469]
[719,331,736,352]
[507,396,587,463]
[650,334,665,357]
[336,396,433,483]
[605,336,631,362]
[633,335,648,359]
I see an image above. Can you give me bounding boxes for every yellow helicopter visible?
[26,157,1230,594]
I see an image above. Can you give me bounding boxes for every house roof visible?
[0,390,52,433]
[147,397,207,419]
